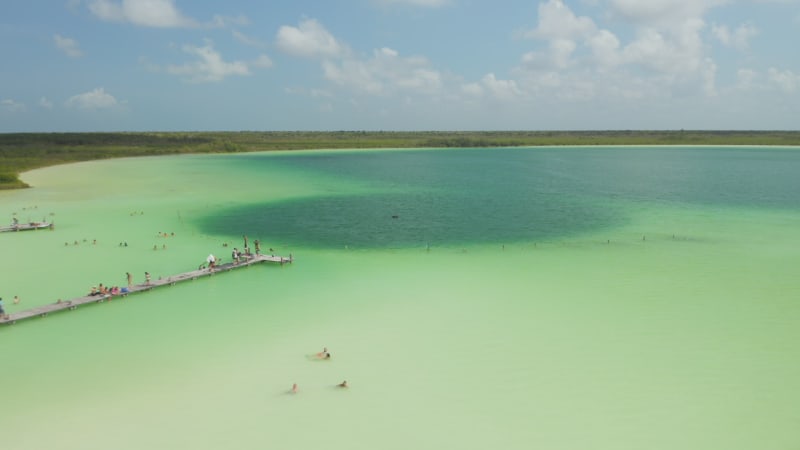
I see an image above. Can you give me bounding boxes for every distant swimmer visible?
[291,383,298,394]
[338,380,348,388]
[316,347,331,359]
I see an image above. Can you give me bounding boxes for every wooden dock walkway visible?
[0,221,54,233]
[0,253,292,326]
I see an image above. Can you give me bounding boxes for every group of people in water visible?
[290,347,347,394]
[289,347,348,394]
[63,231,176,249]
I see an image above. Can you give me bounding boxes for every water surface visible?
[2,147,799,450]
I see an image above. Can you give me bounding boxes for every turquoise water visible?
[201,147,800,248]
[2,147,800,450]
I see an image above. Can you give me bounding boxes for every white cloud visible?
[39,97,54,109]
[586,29,622,67]
[252,54,273,68]
[734,67,800,94]
[322,47,442,96]
[768,67,800,93]
[232,30,266,48]
[284,87,333,98]
[737,68,758,90]
[711,23,758,50]
[550,38,578,69]
[88,0,198,28]
[460,82,484,97]
[701,57,718,96]
[480,73,523,101]
[277,19,445,99]
[54,34,83,57]
[516,0,717,102]
[524,0,597,40]
[211,14,249,28]
[276,19,348,59]
[65,88,118,109]
[609,0,725,28]
[622,19,706,75]
[1,99,26,113]
[166,42,252,82]
[522,0,618,71]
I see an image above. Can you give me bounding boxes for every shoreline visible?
[3,130,800,190]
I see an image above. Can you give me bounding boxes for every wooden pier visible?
[0,253,292,326]
[0,221,53,233]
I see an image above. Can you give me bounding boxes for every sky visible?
[1,0,799,132]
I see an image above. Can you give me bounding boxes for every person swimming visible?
[316,347,331,359]
[291,383,298,394]
[338,380,348,388]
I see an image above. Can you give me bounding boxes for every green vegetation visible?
[2,130,799,189]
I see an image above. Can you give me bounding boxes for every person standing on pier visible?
[254,239,261,255]
[0,297,6,319]
[232,248,240,264]
[126,272,133,288]
[145,271,151,285]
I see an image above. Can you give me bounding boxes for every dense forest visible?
[2,130,799,189]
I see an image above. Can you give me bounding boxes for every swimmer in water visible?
[291,383,298,394]
[338,380,348,388]
[316,347,331,359]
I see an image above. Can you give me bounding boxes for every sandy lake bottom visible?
[1,147,799,450]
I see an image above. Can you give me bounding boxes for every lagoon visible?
[2,146,800,450]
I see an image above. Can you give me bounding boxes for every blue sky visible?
[1,0,799,132]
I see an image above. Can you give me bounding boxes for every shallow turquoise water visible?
[1,147,800,450]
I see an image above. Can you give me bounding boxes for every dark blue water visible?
[198,147,800,249]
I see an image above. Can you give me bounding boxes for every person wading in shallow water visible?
[316,347,331,359]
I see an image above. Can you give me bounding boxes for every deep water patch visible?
[198,191,624,249]
[196,146,800,249]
